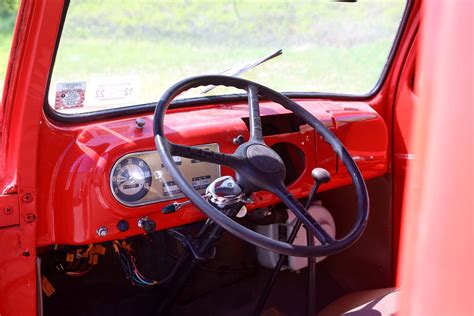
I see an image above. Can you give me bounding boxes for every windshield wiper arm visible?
[200,49,283,95]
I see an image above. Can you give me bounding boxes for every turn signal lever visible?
[254,168,331,316]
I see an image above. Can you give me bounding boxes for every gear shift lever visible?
[307,168,330,316]
[254,168,331,316]
[310,168,331,192]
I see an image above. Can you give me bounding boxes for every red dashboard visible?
[36,99,387,246]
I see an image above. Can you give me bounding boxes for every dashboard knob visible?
[143,219,156,233]
[135,117,146,129]
[233,134,245,145]
[96,226,108,237]
[117,220,129,232]
[137,216,156,234]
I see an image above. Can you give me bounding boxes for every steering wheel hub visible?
[246,144,283,173]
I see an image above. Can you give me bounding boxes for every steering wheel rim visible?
[154,75,369,257]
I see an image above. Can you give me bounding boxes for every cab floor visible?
[43,265,343,316]
[169,266,344,316]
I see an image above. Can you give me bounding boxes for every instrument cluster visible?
[110,144,221,206]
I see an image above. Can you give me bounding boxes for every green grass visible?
[1,0,407,112]
[0,32,13,98]
[49,36,393,112]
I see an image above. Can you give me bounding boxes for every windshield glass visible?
[48,0,407,114]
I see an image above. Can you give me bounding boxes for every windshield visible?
[48,0,407,114]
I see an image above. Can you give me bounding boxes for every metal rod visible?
[253,184,320,316]
[306,224,316,316]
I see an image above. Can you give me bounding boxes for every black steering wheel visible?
[154,75,369,257]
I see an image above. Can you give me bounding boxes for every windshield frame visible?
[44,0,412,124]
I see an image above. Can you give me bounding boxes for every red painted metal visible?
[397,1,474,314]
[36,100,387,245]
[0,0,432,315]
[392,33,418,276]
[381,1,420,279]
[0,194,20,227]
[0,1,66,315]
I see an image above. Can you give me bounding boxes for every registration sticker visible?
[87,74,139,106]
[55,81,86,110]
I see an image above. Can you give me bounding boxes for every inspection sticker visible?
[87,74,139,106]
[55,81,86,110]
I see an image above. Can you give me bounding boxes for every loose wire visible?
[113,240,158,287]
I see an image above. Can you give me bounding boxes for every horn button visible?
[246,144,284,173]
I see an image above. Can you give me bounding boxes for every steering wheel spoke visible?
[170,142,241,170]
[154,75,369,258]
[247,85,264,142]
[271,185,335,246]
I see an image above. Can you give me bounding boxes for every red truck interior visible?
[1,1,472,316]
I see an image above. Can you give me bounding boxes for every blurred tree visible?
[0,0,18,33]
[0,0,17,18]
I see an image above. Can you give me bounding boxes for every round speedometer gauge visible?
[111,157,152,203]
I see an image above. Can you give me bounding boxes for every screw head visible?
[23,193,34,203]
[24,213,36,223]
[96,226,108,237]
[3,206,13,215]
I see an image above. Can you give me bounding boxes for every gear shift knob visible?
[311,168,331,185]
[306,168,331,209]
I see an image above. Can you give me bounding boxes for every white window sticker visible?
[55,81,86,110]
[87,74,139,106]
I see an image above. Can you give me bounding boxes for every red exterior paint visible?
[397,1,473,315]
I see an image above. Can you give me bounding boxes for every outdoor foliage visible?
[0,0,18,98]
[65,0,402,48]
[0,0,407,111]
[0,0,17,17]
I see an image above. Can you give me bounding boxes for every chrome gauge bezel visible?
[109,144,221,207]
[110,156,153,204]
